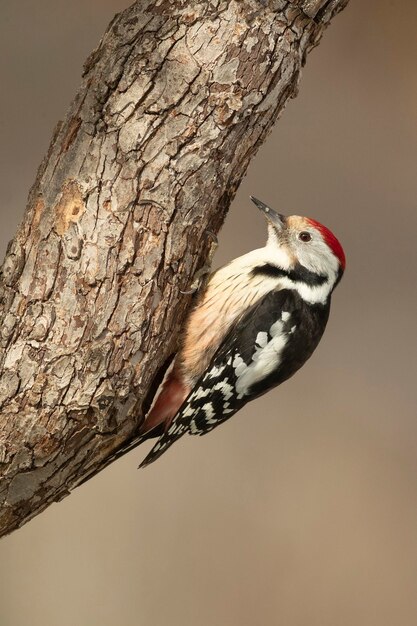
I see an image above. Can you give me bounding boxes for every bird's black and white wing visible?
[140,288,325,468]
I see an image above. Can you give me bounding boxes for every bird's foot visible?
[180,266,211,295]
[180,229,218,295]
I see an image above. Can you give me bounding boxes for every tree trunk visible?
[0,0,349,537]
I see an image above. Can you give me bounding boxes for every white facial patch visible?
[266,226,292,269]
[290,228,340,303]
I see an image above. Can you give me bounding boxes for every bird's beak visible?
[250,196,286,231]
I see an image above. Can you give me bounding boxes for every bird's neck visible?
[225,247,336,306]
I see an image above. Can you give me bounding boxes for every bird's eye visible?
[298,231,312,242]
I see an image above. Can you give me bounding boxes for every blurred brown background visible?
[0,1,416,625]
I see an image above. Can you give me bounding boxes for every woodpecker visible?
[138,197,345,468]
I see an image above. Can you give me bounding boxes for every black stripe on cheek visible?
[251,264,287,279]
[251,263,327,287]
[289,263,328,286]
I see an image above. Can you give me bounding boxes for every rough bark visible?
[0,0,349,537]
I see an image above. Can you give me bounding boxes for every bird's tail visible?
[139,429,185,468]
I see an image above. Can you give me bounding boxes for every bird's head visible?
[251,196,345,301]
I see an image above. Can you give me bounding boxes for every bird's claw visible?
[180,229,218,295]
[205,230,218,246]
[137,199,167,212]
[180,266,211,295]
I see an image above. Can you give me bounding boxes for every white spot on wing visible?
[235,317,290,398]
[270,319,284,337]
[193,387,211,401]
[215,380,234,401]
[256,331,268,348]
[207,364,226,379]
[202,403,215,420]
[233,354,247,377]
[182,405,195,418]
[190,421,200,434]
